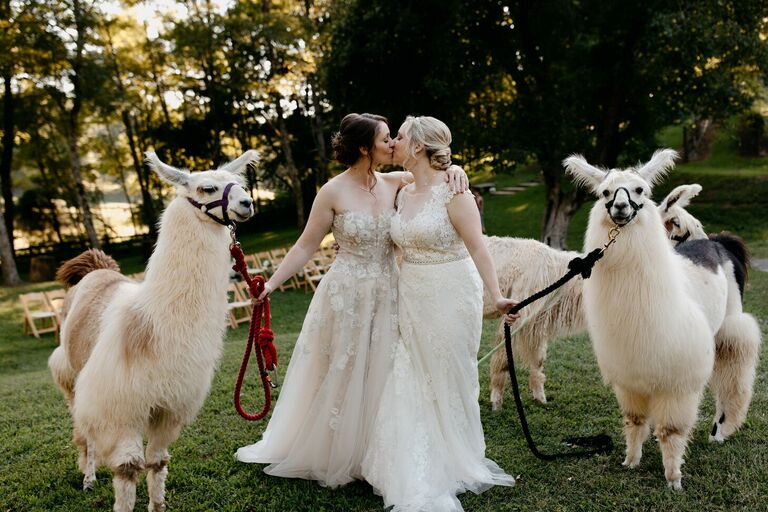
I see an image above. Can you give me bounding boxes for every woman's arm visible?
[448,192,519,319]
[382,166,469,193]
[257,187,335,300]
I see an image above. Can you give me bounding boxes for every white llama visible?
[482,237,585,406]
[485,183,709,408]
[564,149,761,489]
[658,183,707,244]
[48,150,257,512]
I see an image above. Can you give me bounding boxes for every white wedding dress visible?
[362,183,514,511]
[235,209,399,487]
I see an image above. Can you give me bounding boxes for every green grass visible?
[2,141,767,511]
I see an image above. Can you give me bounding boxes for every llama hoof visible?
[709,421,726,443]
[667,478,682,491]
[82,473,96,490]
[148,502,166,512]
[491,400,502,412]
[621,457,640,469]
[532,391,547,404]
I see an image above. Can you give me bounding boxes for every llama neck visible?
[586,204,676,283]
[141,199,231,320]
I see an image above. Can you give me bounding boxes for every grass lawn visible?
[1,146,767,511]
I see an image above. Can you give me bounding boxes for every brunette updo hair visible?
[331,113,387,192]
[401,115,452,170]
[331,113,388,166]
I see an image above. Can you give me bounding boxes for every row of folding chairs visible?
[226,245,337,329]
[19,273,145,341]
[244,245,337,294]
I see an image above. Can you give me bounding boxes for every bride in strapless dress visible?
[235,113,467,488]
[362,116,518,511]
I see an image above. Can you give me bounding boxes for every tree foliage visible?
[325,0,768,247]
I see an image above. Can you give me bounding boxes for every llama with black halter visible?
[564,149,761,489]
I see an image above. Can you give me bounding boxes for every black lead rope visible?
[503,247,614,460]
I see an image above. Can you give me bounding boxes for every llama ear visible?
[145,151,190,187]
[633,149,678,188]
[660,183,702,212]
[219,150,259,177]
[563,154,607,192]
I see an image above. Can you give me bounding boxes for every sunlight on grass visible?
[512,203,530,213]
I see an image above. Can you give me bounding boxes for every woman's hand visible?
[444,165,469,193]
[255,282,275,304]
[495,296,521,325]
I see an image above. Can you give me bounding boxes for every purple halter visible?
[187,182,238,227]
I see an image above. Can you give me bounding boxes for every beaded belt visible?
[402,253,470,265]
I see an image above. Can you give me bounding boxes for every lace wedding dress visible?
[235,209,399,487]
[361,183,514,511]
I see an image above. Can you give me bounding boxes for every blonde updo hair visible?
[402,116,452,170]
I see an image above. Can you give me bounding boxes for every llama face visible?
[658,184,705,244]
[595,173,649,226]
[564,149,678,227]
[145,150,258,225]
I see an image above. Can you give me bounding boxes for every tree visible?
[41,0,111,249]
[0,208,21,285]
[325,0,768,248]
[0,0,58,255]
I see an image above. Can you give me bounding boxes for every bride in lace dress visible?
[235,113,467,487]
[362,116,518,511]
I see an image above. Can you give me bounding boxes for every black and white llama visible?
[564,149,761,489]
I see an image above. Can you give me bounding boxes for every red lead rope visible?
[230,242,278,421]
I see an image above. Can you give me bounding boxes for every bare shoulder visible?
[314,176,346,208]
[378,170,407,183]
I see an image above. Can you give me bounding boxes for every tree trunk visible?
[540,178,584,250]
[35,155,63,243]
[683,118,714,162]
[0,208,22,286]
[310,92,328,188]
[66,0,100,249]
[104,125,140,235]
[1,73,15,256]
[66,131,100,248]
[274,102,306,228]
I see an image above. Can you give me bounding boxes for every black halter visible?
[605,187,643,226]
[671,231,691,244]
[187,182,238,227]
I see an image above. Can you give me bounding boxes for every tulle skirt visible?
[361,258,515,511]
[235,267,399,488]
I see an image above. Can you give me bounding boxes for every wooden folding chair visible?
[302,257,325,292]
[44,289,67,343]
[269,248,301,291]
[246,250,273,278]
[44,289,67,324]
[303,248,337,292]
[319,246,336,266]
[227,282,252,329]
[19,292,58,339]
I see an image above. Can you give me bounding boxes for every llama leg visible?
[146,413,183,512]
[83,438,97,490]
[527,334,548,404]
[73,425,97,490]
[710,313,761,442]
[614,386,650,469]
[110,435,145,512]
[652,393,700,490]
[489,340,508,411]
